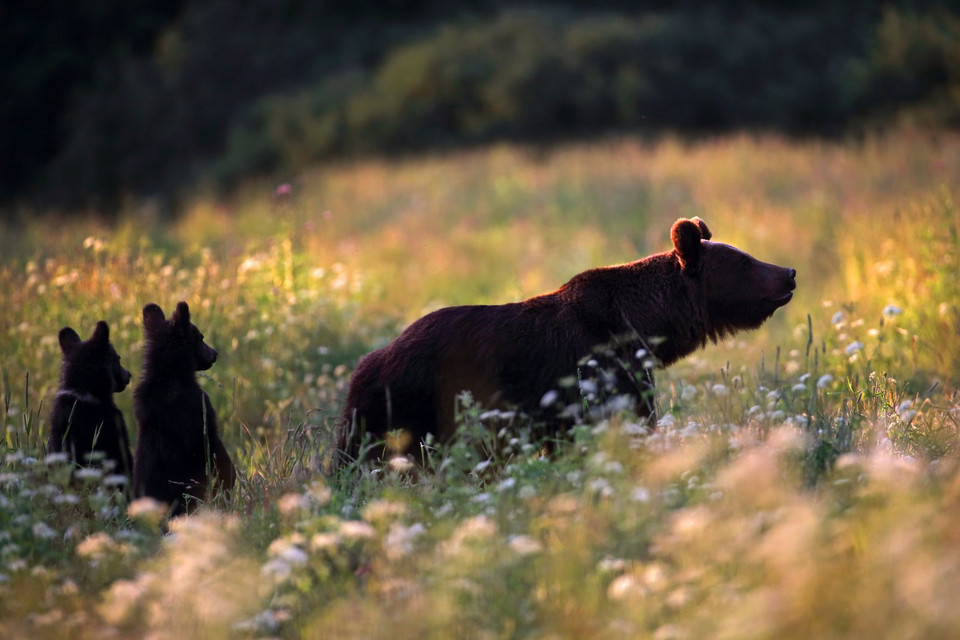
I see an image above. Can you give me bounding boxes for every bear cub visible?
[49,321,133,480]
[339,217,797,464]
[133,301,236,516]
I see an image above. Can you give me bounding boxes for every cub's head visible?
[672,217,796,339]
[142,301,218,372]
[59,321,131,396]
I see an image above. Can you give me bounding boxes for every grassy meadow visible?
[2,131,960,638]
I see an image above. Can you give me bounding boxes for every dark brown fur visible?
[48,321,133,481]
[338,218,796,463]
[133,302,236,516]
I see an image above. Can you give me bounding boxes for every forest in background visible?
[3,0,960,217]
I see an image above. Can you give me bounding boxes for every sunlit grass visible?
[0,130,959,638]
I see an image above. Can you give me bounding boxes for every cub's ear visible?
[142,303,167,335]
[691,216,712,241]
[90,320,110,345]
[671,218,706,273]
[58,327,82,355]
[173,301,191,329]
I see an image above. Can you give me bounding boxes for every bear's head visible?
[142,301,219,372]
[672,217,796,339]
[59,321,131,397]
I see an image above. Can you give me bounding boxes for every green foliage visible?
[852,6,960,127]
[8,2,960,215]
[218,8,873,180]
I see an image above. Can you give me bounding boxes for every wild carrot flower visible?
[508,534,542,556]
[277,493,309,516]
[32,522,56,540]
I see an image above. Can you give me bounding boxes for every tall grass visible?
[0,131,959,638]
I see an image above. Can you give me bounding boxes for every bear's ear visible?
[671,218,706,273]
[59,327,82,355]
[173,301,191,329]
[90,321,110,345]
[142,303,167,335]
[691,217,712,241]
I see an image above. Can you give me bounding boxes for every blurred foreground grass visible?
[1,131,959,638]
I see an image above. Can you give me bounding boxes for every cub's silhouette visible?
[133,302,235,516]
[339,217,796,463]
[49,321,133,480]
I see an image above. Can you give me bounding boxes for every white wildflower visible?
[103,474,128,487]
[384,522,425,560]
[539,390,560,408]
[76,532,115,559]
[310,532,340,552]
[472,459,492,475]
[39,484,61,497]
[844,341,863,355]
[817,374,834,389]
[32,522,57,540]
[883,304,903,317]
[261,558,295,582]
[608,573,645,601]
[579,379,598,396]
[598,556,627,573]
[362,500,407,523]
[339,521,376,541]
[234,609,284,635]
[587,477,614,498]
[517,485,537,499]
[508,534,542,556]
[306,481,332,506]
[74,467,102,481]
[449,515,497,544]
[604,461,625,475]
[622,420,650,436]
[126,497,168,523]
[44,453,69,466]
[711,384,728,397]
[277,493,310,516]
[387,456,414,473]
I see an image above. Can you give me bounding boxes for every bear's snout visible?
[197,344,218,370]
[117,367,132,391]
[769,267,797,306]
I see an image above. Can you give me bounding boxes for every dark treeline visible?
[3,0,960,217]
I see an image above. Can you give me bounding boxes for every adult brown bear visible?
[338,217,795,463]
